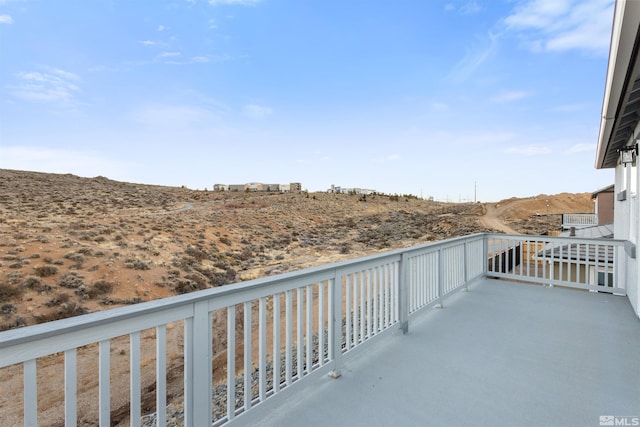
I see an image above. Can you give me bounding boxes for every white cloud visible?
[243,104,272,119]
[208,18,217,29]
[372,154,401,163]
[191,56,210,63]
[490,90,530,103]
[444,3,455,12]
[461,2,482,15]
[565,143,593,153]
[506,146,552,156]
[9,68,80,106]
[209,0,261,5]
[157,24,166,32]
[448,31,499,82]
[130,104,218,129]
[429,101,449,111]
[548,103,589,112]
[139,40,156,46]
[504,0,614,55]
[0,14,12,24]
[158,51,181,58]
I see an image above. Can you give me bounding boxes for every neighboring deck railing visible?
[562,213,598,229]
[0,233,627,426]
[486,233,626,294]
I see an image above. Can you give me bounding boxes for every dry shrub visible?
[0,282,23,300]
[88,280,113,298]
[33,302,87,323]
[34,265,58,277]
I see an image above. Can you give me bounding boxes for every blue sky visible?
[0,0,615,201]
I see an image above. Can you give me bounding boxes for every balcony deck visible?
[256,279,640,427]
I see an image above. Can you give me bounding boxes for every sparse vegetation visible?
[0,169,594,334]
[34,265,58,277]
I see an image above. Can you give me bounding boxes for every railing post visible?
[328,270,343,378]
[436,249,444,308]
[187,300,211,427]
[483,235,489,277]
[398,253,409,334]
[462,240,469,291]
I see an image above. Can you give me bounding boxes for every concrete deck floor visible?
[258,279,640,427]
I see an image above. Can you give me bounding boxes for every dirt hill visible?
[0,169,594,331]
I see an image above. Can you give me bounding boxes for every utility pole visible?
[474,181,477,203]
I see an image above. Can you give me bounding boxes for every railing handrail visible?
[485,232,625,245]
[561,213,599,227]
[0,233,486,354]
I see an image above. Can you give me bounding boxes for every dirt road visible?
[479,200,526,234]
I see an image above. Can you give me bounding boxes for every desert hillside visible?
[0,169,594,331]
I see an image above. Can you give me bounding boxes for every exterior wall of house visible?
[596,191,614,224]
[613,158,639,315]
[597,0,640,318]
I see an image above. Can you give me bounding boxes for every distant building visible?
[592,184,614,225]
[213,182,302,192]
[328,184,375,195]
[247,182,263,192]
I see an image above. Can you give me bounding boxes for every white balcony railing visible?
[486,233,626,294]
[0,233,627,426]
[562,213,598,229]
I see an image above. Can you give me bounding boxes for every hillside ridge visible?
[0,168,593,330]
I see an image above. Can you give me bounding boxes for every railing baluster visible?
[437,249,444,305]
[398,253,408,333]
[285,290,292,385]
[372,268,379,334]
[24,358,37,427]
[296,288,303,379]
[273,294,281,392]
[352,274,358,346]
[130,332,141,427]
[366,270,372,339]
[359,273,365,341]
[327,277,335,363]
[243,301,252,411]
[64,349,77,427]
[305,285,312,374]
[318,282,325,365]
[259,297,267,401]
[393,261,399,322]
[419,255,424,308]
[227,306,236,420]
[329,272,343,378]
[183,317,193,427]
[156,325,167,427]
[99,339,110,427]
[345,275,352,350]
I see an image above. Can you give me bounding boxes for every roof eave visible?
[596,0,640,169]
